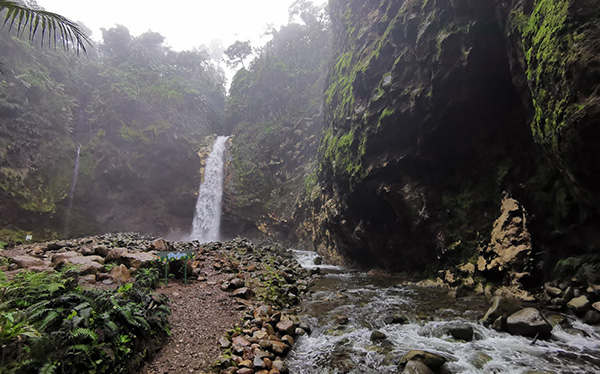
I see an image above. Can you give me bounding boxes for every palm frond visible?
[0,0,91,53]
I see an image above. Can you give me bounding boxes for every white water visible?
[289,250,600,374]
[63,145,81,236]
[190,136,228,242]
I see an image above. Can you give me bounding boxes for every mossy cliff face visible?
[308,0,600,272]
[506,0,600,206]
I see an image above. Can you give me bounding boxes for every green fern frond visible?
[38,310,60,330]
[39,362,57,374]
[70,327,98,342]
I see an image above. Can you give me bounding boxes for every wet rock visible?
[544,283,563,298]
[583,310,600,325]
[506,308,552,339]
[276,319,295,335]
[232,336,251,347]
[272,359,286,373]
[313,256,323,265]
[370,330,387,341]
[567,295,591,316]
[236,367,254,374]
[593,301,600,312]
[384,314,408,325]
[281,335,294,346]
[399,350,447,369]
[482,296,520,325]
[232,287,255,299]
[402,360,434,374]
[270,340,289,355]
[471,352,493,369]
[445,323,474,341]
[335,315,349,325]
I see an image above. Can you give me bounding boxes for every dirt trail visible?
[140,269,244,374]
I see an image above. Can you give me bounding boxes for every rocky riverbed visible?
[0,233,316,374]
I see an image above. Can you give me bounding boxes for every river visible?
[288,250,600,374]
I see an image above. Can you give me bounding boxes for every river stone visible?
[232,336,251,347]
[445,323,474,341]
[94,245,109,257]
[51,251,81,267]
[583,310,600,325]
[370,330,387,341]
[313,256,323,265]
[232,287,255,299]
[270,340,289,354]
[281,334,294,346]
[384,314,408,325]
[593,302,600,312]
[276,319,296,335]
[237,367,254,374]
[567,295,591,315]
[399,350,447,368]
[402,360,435,374]
[506,308,552,339]
[272,359,286,372]
[12,255,45,269]
[471,352,493,369]
[482,296,520,325]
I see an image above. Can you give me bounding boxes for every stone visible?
[281,335,294,346]
[567,295,591,316]
[81,274,96,283]
[399,350,447,369]
[445,323,474,341]
[544,283,563,297]
[50,251,81,267]
[236,367,254,374]
[219,336,232,348]
[105,247,128,262]
[593,301,600,312]
[335,315,349,325]
[12,255,45,269]
[370,330,387,341]
[232,336,251,347]
[384,314,408,324]
[402,360,435,374]
[67,256,104,275]
[121,252,157,270]
[253,356,266,369]
[230,278,245,289]
[149,238,171,251]
[232,287,255,299]
[94,245,109,257]
[276,319,295,335]
[313,256,323,265]
[506,308,552,339]
[582,310,600,325]
[272,359,286,373]
[482,296,520,325]
[471,352,493,369]
[270,340,289,355]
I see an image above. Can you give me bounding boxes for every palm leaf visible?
[0,0,91,53]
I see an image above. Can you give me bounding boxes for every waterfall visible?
[63,145,81,236]
[190,136,229,242]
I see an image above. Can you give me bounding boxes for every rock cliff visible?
[303,0,600,277]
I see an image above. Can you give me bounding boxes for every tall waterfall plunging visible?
[190,136,229,242]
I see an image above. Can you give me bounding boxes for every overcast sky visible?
[36,0,327,52]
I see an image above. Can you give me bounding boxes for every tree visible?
[0,0,90,52]
[223,40,252,69]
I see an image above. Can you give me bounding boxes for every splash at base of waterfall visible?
[190,136,229,243]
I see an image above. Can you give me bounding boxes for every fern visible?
[71,327,98,342]
[39,362,57,374]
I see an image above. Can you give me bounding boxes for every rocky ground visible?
[0,234,316,374]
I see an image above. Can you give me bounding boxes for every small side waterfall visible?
[190,136,229,242]
[63,145,81,236]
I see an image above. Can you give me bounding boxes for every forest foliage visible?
[0,17,226,239]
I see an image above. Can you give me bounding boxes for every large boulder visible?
[567,295,591,316]
[402,360,435,374]
[482,296,521,325]
[506,308,552,339]
[67,256,104,275]
[399,350,447,369]
[12,255,45,269]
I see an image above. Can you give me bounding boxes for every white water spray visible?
[64,145,81,236]
[190,136,229,242]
